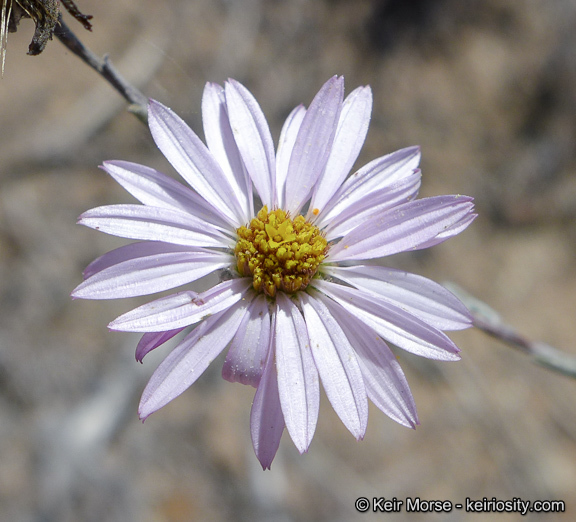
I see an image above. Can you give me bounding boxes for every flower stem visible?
[446,282,576,380]
[54,15,148,123]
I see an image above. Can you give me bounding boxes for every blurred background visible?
[1,0,576,520]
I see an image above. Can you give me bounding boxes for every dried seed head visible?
[1,0,92,73]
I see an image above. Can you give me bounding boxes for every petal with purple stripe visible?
[275,293,319,453]
[135,328,186,363]
[138,300,250,420]
[318,295,418,428]
[222,294,271,388]
[275,105,306,208]
[148,99,245,226]
[73,249,233,300]
[109,278,252,332]
[328,196,475,262]
[284,76,344,214]
[323,171,421,239]
[81,242,190,280]
[250,313,285,470]
[101,161,231,231]
[225,80,276,207]
[323,264,471,330]
[317,146,421,227]
[309,85,372,214]
[411,211,477,250]
[299,291,368,439]
[78,204,233,249]
[202,83,252,222]
[313,280,461,361]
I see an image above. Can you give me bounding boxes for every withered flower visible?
[1,0,91,72]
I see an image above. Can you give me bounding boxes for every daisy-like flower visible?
[73,76,476,469]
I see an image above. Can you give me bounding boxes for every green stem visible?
[446,282,576,380]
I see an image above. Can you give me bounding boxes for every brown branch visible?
[53,15,148,123]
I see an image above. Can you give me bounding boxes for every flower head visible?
[73,76,476,469]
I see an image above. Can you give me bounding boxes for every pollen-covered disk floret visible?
[235,206,328,297]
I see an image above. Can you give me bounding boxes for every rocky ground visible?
[1,0,575,520]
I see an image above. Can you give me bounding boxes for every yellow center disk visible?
[235,206,328,297]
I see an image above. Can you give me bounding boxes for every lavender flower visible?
[72,76,476,469]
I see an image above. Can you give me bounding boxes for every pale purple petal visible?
[328,196,475,262]
[313,280,461,361]
[202,83,252,222]
[73,249,233,300]
[275,293,319,453]
[299,292,368,439]
[284,76,344,214]
[138,300,250,420]
[78,204,233,249]
[309,85,372,214]
[222,294,270,387]
[250,313,285,470]
[275,105,306,208]
[135,328,185,363]
[100,161,231,231]
[411,211,478,250]
[323,264,472,330]
[225,79,276,207]
[147,99,245,226]
[109,278,252,332]
[323,171,421,239]
[318,295,418,428]
[316,146,421,228]
[81,242,190,280]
